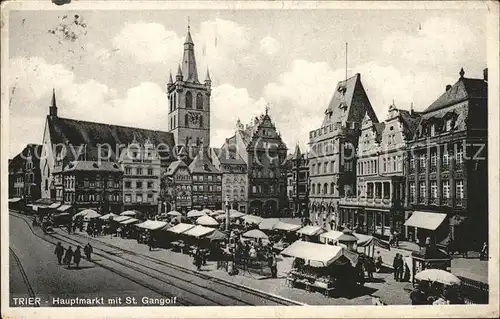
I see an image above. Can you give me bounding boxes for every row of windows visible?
[124,167,155,176]
[169,91,205,112]
[73,192,121,202]
[251,170,281,178]
[124,193,154,203]
[408,180,464,200]
[251,185,279,194]
[192,185,222,192]
[192,195,222,203]
[311,160,337,175]
[223,176,246,184]
[409,147,464,171]
[77,179,122,189]
[124,181,155,189]
[310,182,336,195]
[193,174,222,182]
[224,187,246,194]
[357,156,403,175]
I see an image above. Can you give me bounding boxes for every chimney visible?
[446,85,452,92]
[410,102,414,115]
[483,68,488,82]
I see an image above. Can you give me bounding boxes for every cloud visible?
[259,36,281,55]
[382,17,477,67]
[210,83,267,147]
[112,22,183,65]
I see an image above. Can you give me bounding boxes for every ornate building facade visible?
[119,138,162,215]
[404,68,488,247]
[338,104,421,238]
[230,109,288,216]
[8,144,43,206]
[285,145,309,217]
[211,142,248,213]
[189,151,222,210]
[308,73,378,230]
[164,159,193,213]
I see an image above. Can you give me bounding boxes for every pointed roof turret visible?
[168,71,173,84]
[459,67,465,78]
[49,88,58,117]
[293,144,302,160]
[205,68,211,82]
[181,25,199,83]
[176,64,183,81]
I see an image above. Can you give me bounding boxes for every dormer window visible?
[339,102,347,110]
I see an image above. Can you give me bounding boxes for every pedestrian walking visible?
[394,230,399,247]
[67,223,72,234]
[366,257,375,280]
[84,243,93,261]
[269,252,278,278]
[64,246,73,268]
[72,222,77,233]
[79,221,84,233]
[148,235,154,251]
[54,242,64,265]
[375,251,382,272]
[73,246,82,269]
[194,248,202,271]
[480,241,488,260]
[392,254,399,280]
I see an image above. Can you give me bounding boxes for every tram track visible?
[9,247,38,306]
[10,211,304,306]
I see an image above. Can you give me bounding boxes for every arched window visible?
[196,93,203,110]
[330,182,335,194]
[324,183,328,194]
[199,115,203,128]
[173,93,177,110]
[185,91,192,108]
[317,183,321,195]
[170,95,173,112]
[312,184,316,194]
[185,114,189,127]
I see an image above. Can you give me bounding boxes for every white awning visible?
[135,220,168,230]
[258,218,280,230]
[167,223,195,234]
[8,198,22,203]
[274,221,302,232]
[48,202,62,209]
[120,218,139,225]
[404,211,447,231]
[296,226,326,236]
[113,215,132,223]
[57,204,72,212]
[183,225,215,238]
[281,241,343,266]
[319,230,344,243]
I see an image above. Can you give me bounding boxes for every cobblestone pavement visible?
[70,230,414,305]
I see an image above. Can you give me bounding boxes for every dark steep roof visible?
[216,145,246,166]
[166,160,189,176]
[47,116,175,155]
[373,123,386,144]
[425,77,487,113]
[63,161,123,173]
[189,152,221,174]
[399,110,422,140]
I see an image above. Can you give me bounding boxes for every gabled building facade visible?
[189,151,222,210]
[211,141,248,213]
[308,73,378,230]
[8,144,43,205]
[404,68,488,247]
[339,103,421,238]
[285,145,310,217]
[231,109,288,216]
[164,159,193,214]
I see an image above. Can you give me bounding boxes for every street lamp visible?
[225,195,230,233]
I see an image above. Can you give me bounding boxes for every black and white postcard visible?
[1,1,499,318]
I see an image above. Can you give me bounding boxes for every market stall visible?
[118,217,141,238]
[411,243,451,285]
[258,218,280,231]
[196,215,219,227]
[282,241,360,296]
[167,223,196,252]
[295,225,326,243]
[135,220,170,247]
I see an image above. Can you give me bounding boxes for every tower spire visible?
[182,20,198,82]
[49,88,58,117]
[176,64,183,81]
[168,71,173,84]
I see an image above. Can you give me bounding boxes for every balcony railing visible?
[339,196,402,208]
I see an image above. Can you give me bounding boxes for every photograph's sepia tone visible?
[2,1,499,318]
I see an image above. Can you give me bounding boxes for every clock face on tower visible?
[188,112,201,125]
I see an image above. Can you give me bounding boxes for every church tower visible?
[167,25,211,155]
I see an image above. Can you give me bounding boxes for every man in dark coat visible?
[84,243,93,261]
[64,246,73,268]
[410,283,427,305]
[73,246,82,269]
[54,242,64,265]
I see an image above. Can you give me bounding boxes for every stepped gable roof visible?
[47,116,175,156]
[189,152,221,174]
[217,142,246,166]
[63,161,122,173]
[424,77,487,113]
[166,159,189,176]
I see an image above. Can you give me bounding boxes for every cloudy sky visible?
[7,6,488,158]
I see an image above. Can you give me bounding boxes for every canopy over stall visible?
[414,269,460,286]
[296,225,326,237]
[274,221,302,232]
[242,229,269,240]
[196,215,219,227]
[112,215,132,223]
[187,210,205,218]
[57,204,72,212]
[100,213,119,220]
[167,223,196,234]
[205,229,228,242]
[183,225,216,238]
[200,208,213,215]
[259,218,280,231]
[167,211,182,217]
[73,209,101,220]
[121,210,138,217]
[48,202,62,209]
[8,198,22,203]
[241,214,264,225]
[135,220,169,231]
[215,210,247,221]
[120,217,139,225]
[210,210,225,216]
[319,230,344,243]
[281,241,344,267]
[404,211,447,230]
[411,244,452,284]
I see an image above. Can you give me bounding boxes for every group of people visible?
[410,281,465,305]
[54,242,93,269]
[392,253,410,282]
